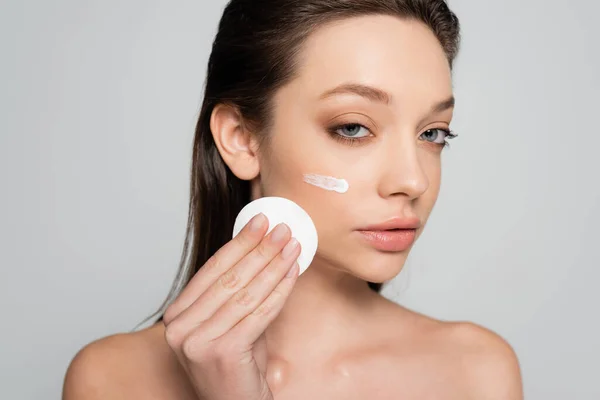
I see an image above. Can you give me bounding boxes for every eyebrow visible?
[430,96,455,114]
[319,83,392,104]
[319,82,455,115]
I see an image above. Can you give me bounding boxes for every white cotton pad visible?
[232,197,318,276]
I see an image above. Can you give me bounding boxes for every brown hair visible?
[148,0,460,324]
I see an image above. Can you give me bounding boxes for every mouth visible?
[355,217,420,252]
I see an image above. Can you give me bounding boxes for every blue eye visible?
[419,128,454,144]
[335,123,370,138]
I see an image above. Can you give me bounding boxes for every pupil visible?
[425,129,438,141]
[345,125,360,136]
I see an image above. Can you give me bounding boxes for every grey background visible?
[1,0,598,399]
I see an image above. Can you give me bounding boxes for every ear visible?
[210,103,260,180]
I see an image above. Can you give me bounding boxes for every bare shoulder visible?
[408,308,523,399]
[62,324,191,400]
[378,301,523,399]
[444,321,523,399]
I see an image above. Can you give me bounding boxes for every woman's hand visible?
[162,213,301,400]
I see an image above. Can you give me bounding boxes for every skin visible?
[63,15,523,400]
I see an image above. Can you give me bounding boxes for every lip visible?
[356,217,421,252]
[358,217,421,231]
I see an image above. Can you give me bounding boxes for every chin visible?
[352,250,410,283]
[316,244,412,284]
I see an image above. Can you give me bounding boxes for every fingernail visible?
[282,238,299,259]
[249,213,267,231]
[286,262,299,278]
[270,223,289,242]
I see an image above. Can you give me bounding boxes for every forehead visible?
[290,15,453,105]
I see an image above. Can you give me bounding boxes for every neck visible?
[264,257,382,364]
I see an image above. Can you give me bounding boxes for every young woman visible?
[63,1,523,398]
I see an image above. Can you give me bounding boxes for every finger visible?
[168,223,293,332]
[195,236,301,342]
[224,260,299,348]
[163,212,268,324]
[181,262,299,361]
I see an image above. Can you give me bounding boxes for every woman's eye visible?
[419,128,450,144]
[335,123,370,138]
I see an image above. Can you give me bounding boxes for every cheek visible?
[259,119,345,196]
[260,151,351,216]
[418,151,443,213]
[257,142,356,247]
[425,155,441,185]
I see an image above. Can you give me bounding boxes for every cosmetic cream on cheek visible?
[302,173,349,193]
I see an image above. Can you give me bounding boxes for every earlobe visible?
[210,103,260,181]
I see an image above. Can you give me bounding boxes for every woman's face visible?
[256,15,454,283]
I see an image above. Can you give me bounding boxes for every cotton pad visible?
[232,197,318,276]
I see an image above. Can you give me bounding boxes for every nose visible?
[377,139,429,200]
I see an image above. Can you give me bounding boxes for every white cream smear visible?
[303,173,349,193]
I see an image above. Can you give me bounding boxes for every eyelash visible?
[326,123,458,148]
